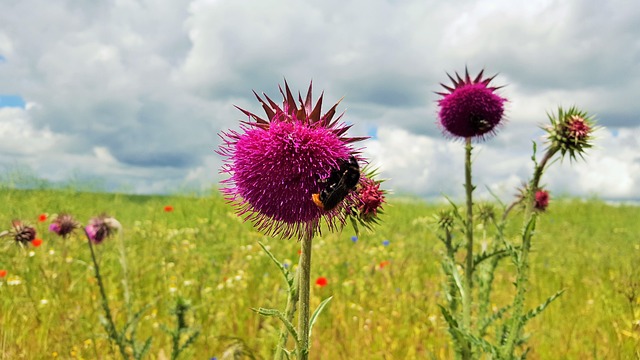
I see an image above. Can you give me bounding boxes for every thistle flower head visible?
[85,214,121,244]
[434,210,455,233]
[218,81,367,240]
[0,220,37,246]
[346,165,386,227]
[544,106,597,160]
[534,189,550,211]
[437,68,507,140]
[49,213,80,237]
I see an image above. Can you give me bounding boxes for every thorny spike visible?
[473,69,485,84]
[465,67,472,84]
[253,90,275,121]
[455,72,464,85]
[304,81,313,115]
[440,84,455,93]
[309,91,324,123]
[446,73,458,87]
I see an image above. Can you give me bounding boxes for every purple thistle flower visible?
[437,68,507,140]
[218,81,367,240]
[49,213,80,237]
[84,214,121,244]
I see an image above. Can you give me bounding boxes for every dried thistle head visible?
[85,214,121,244]
[0,220,37,246]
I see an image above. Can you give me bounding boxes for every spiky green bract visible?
[544,106,597,161]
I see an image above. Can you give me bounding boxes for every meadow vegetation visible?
[0,188,638,359]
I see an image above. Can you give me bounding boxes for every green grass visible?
[0,188,639,359]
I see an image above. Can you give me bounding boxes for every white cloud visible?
[0,0,638,200]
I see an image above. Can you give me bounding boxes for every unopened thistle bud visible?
[545,106,597,160]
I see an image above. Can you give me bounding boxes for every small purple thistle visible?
[49,213,79,237]
[84,215,121,244]
[218,81,367,240]
[437,68,507,140]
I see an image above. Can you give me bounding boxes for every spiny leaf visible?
[479,304,512,336]
[258,241,295,288]
[521,289,565,323]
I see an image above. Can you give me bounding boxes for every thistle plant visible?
[433,68,598,359]
[218,81,384,359]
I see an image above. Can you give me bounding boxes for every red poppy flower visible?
[0,270,7,278]
[164,205,174,212]
[38,214,48,222]
[379,260,391,269]
[315,277,328,287]
[32,238,43,247]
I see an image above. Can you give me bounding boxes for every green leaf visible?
[251,307,281,317]
[478,304,512,336]
[473,248,510,270]
[309,296,333,341]
[258,242,295,288]
[521,289,565,324]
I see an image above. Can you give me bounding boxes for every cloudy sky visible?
[0,0,638,201]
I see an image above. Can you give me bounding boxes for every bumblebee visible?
[312,156,360,211]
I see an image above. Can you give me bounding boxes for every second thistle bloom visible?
[49,213,80,237]
[85,215,121,244]
[437,68,507,140]
[218,82,367,239]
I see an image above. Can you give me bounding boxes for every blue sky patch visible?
[0,95,26,108]
[0,54,6,62]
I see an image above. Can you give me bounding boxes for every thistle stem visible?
[462,138,474,359]
[502,148,556,357]
[86,232,129,359]
[274,267,299,360]
[297,231,313,360]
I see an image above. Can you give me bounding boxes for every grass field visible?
[0,188,639,359]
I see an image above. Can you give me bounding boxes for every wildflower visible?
[32,238,43,247]
[382,240,390,247]
[164,205,174,212]
[351,235,358,243]
[1,220,37,245]
[49,213,80,237]
[315,277,328,287]
[379,260,391,269]
[534,189,550,211]
[38,214,47,222]
[0,270,6,278]
[437,68,507,140]
[84,214,121,244]
[355,176,385,219]
[218,81,366,239]
[544,106,597,160]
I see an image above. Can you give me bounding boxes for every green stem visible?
[462,138,474,359]
[274,267,299,360]
[86,233,130,359]
[501,148,556,358]
[297,231,313,360]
